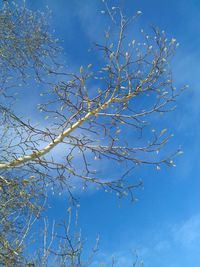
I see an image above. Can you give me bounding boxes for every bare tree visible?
[26,208,143,267]
[0,0,184,265]
[0,1,59,264]
[26,208,100,267]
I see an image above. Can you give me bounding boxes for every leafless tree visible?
[26,208,143,267]
[26,208,99,267]
[0,0,185,265]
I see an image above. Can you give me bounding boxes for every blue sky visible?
[25,0,200,266]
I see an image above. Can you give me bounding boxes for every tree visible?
[0,0,184,266]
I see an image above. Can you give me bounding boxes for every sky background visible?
[24,1,200,266]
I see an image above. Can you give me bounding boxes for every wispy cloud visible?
[172,214,200,249]
[90,249,142,267]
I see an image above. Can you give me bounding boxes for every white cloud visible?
[172,214,200,249]
[90,249,143,267]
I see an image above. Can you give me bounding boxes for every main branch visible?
[0,89,139,169]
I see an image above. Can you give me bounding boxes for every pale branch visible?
[0,88,140,169]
